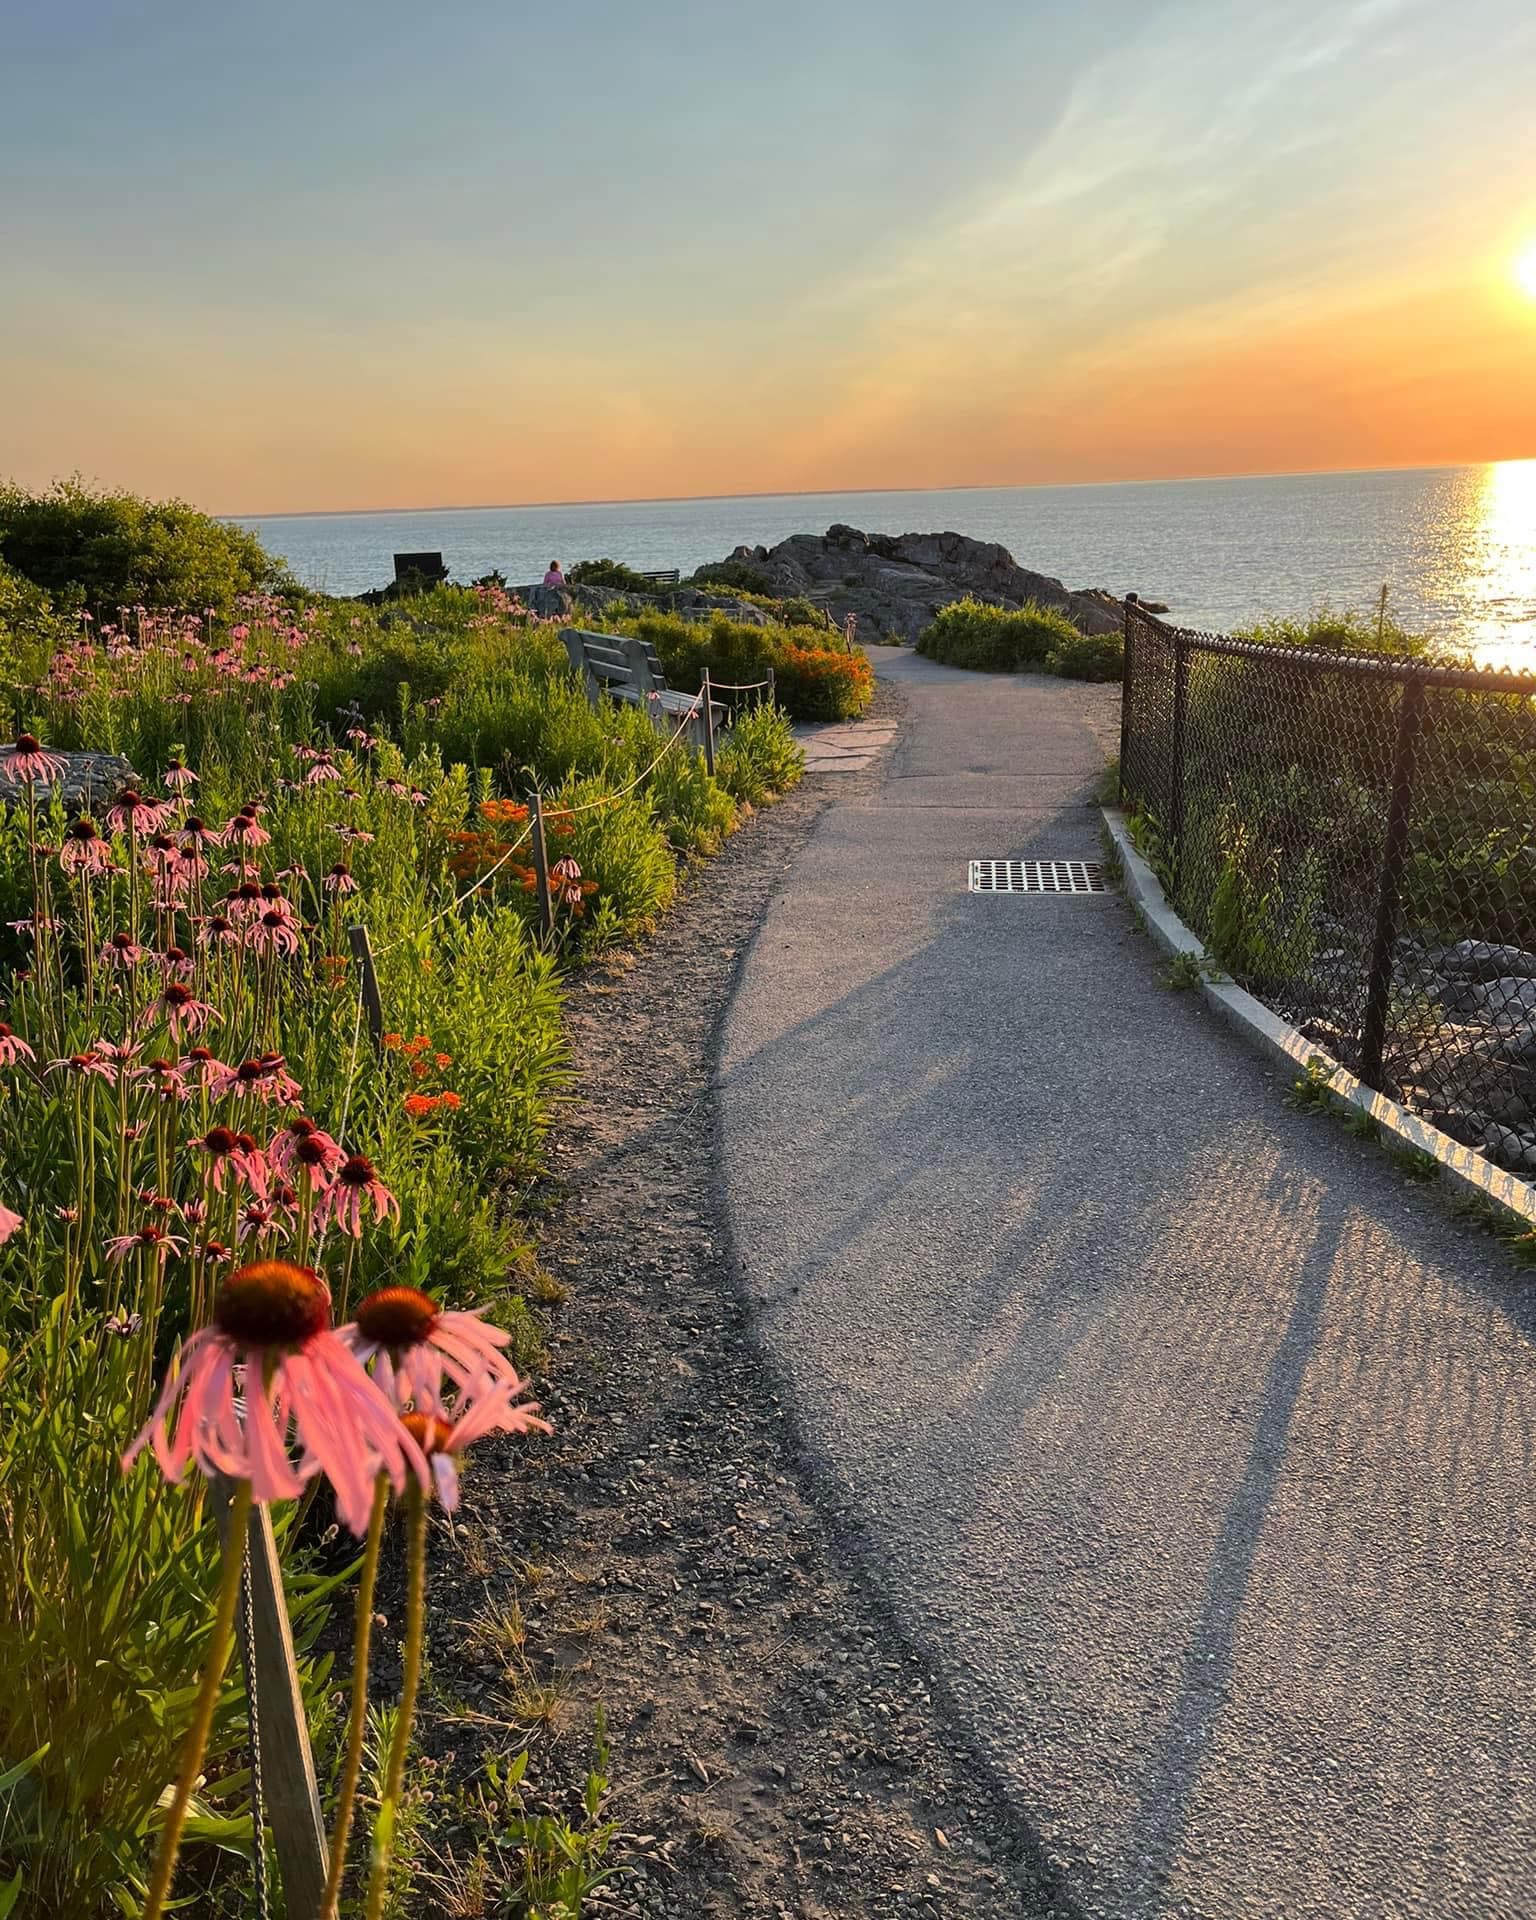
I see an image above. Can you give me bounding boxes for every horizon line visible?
[220,455,1533,523]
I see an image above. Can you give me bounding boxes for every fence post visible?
[528,790,555,939]
[1358,678,1427,1091]
[1168,627,1190,899]
[766,666,776,708]
[347,923,385,1056]
[213,1479,328,1920]
[700,671,717,775]
[1118,593,1137,805]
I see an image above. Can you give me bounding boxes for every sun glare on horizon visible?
[1515,242,1536,300]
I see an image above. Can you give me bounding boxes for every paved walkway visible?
[720,647,1536,1920]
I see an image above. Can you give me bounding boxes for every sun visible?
[1515,242,1536,300]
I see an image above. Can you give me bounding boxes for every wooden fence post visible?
[700,672,716,776]
[528,790,555,938]
[347,923,385,1055]
[214,1479,328,1920]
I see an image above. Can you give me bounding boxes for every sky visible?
[2,0,1536,514]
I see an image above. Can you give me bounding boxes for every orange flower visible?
[410,1059,430,1079]
[382,1032,404,1051]
[479,798,529,826]
[435,1052,453,1069]
[405,1035,431,1056]
[403,1092,438,1118]
[438,1090,462,1110]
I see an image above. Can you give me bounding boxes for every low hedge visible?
[917,597,1126,681]
[628,611,874,722]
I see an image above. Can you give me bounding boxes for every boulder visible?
[711,525,1131,644]
[0,749,137,815]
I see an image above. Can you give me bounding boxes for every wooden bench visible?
[639,567,681,587]
[559,628,724,743]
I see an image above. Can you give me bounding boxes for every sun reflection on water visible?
[1462,460,1536,672]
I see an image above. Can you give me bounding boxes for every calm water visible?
[239,463,1536,670]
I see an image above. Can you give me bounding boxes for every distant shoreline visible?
[222,460,1506,525]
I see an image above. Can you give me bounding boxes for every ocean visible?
[238,463,1536,671]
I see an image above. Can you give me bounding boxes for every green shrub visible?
[1237,606,1428,659]
[0,477,284,615]
[625,611,872,722]
[567,557,660,594]
[717,703,806,804]
[916,597,1083,672]
[1045,628,1124,682]
[0,557,68,699]
[686,558,772,596]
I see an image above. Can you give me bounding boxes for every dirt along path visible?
[412,691,1055,1919]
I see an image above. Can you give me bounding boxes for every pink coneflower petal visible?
[0,1203,23,1244]
[1,734,69,786]
[0,1023,35,1066]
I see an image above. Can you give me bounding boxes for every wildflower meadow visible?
[0,508,805,1918]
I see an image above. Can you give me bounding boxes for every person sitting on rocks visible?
[532,560,571,617]
[542,560,566,588]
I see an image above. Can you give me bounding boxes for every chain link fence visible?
[1118,598,1536,1179]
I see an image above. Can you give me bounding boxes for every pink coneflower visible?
[123,1259,428,1532]
[381,779,409,799]
[409,789,429,806]
[180,815,220,853]
[343,1285,544,1419]
[99,931,147,971]
[269,1116,344,1182]
[318,1155,399,1238]
[59,816,113,875]
[303,755,343,786]
[344,727,377,749]
[209,1055,303,1105]
[237,1199,284,1243]
[400,1382,552,1511]
[0,733,68,786]
[551,857,581,884]
[162,759,197,790]
[55,1204,78,1223]
[323,862,358,896]
[160,945,194,980]
[134,1056,190,1100]
[105,1310,142,1337]
[222,811,271,850]
[106,1222,187,1264]
[198,913,242,950]
[47,1050,119,1085]
[0,1023,35,1066]
[0,1203,22,1244]
[106,787,169,836]
[179,1045,228,1087]
[148,980,220,1040]
[248,909,302,957]
[225,880,265,922]
[331,824,375,844]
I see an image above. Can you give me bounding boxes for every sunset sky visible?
[3,0,1536,514]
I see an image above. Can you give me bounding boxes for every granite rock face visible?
[711,524,1128,642]
[0,749,138,815]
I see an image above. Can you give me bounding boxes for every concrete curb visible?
[1101,807,1536,1230]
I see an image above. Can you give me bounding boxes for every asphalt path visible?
[718,645,1536,1920]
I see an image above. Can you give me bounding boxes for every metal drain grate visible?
[968,859,1107,895]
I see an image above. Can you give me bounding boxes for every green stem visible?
[320,1476,388,1920]
[364,1480,427,1920]
[141,1478,253,1920]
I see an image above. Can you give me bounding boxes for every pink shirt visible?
[542,568,565,586]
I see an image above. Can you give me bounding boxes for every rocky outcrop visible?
[0,749,137,814]
[711,524,1129,643]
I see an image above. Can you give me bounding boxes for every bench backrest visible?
[560,628,670,699]
[639,567,681,587]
